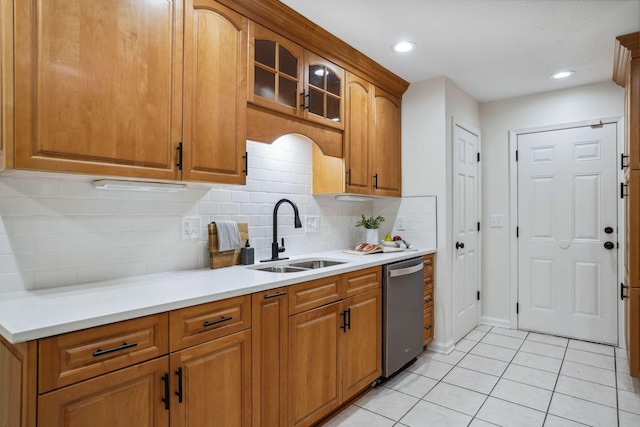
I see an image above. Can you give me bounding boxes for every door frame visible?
[451,118,482,341]
[508,116,624,345]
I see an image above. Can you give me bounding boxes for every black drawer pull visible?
[264,291,287,299]
[204,316,233,327]
[93,341,138,357]
[175,367,183,403]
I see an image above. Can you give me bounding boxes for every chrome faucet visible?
[261,198,303,262]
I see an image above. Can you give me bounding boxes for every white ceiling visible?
[279,0,640,103]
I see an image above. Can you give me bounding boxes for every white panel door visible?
[453,124,480,343]
[518,124,618,344]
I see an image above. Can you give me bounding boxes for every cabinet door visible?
[251,288,289,427]
[344,72,372,194]
[303,52,344,131]
[371,87,402,197]
[182,0,247,184]
[342,289,381,401]
[626,287,640,377]
[38,358,169,427]
[249,22,304,118]
[0,0,12,171]
[170,330,251,427]
[289,302,342,426]
[14,0,182,180]
[626,57,640,170]
[626,171,640,288]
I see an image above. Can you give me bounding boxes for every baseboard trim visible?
[480,316,511,329]
[427,339,455,354]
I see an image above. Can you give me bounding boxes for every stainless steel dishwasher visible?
[382,257,425,378]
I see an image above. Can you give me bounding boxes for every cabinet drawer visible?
[289,275,343,315]
[38,313,169,393]
[423,306,434,346]
[343,266,381,297]
[423,287,434,307]
[423,254,434,279]
[169,295,251,351]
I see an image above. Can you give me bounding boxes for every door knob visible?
[455,242,465,249]
[604,241,615,250]
[604,226,614,234]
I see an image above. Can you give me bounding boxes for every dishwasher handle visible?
[388,263,424,278]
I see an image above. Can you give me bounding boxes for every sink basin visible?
[248,258,347,273]
[288,260,346,269]
[252,266,309,273]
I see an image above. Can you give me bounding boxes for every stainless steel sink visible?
[248,258,347,273]
[252,266,309,273]
[288,260,346,269]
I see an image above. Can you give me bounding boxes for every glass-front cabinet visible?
[249,23,344,130]
[249,23,303,116]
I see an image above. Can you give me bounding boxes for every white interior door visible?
[453,124,480,343]
[517,124,618,344]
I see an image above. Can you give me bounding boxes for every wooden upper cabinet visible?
[13,0,183,180]
[303,52,345,131]
[344,72,373,195]
[0,0,12,172]
[182,0,247,184]
[249,22,304,117]
[371,86,402,197]
[628,57,640,170]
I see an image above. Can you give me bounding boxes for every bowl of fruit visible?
[381,234,404,247]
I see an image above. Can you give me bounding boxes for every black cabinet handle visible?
[161,372,170,410]
[341,309,352,332]
[621,283,629,300]
[176,142,183,170]
[300,90,309,110]
[621,182,629,198]
[346,169,352,186]
[242,152,248,176]
[373,173,378,189]
[622,153,629,170]
[175,367,183,403]
[264,291,287,299]
[203,316,233,327]
[93,342,138,357]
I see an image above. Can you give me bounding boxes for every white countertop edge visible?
[0,248,436,344]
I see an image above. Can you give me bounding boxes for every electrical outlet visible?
[397,216,406,231]
[490,215,504,228]
[305,215,320,233]
[181,217,201,240]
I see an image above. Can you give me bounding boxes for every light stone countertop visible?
[0,248,436,344]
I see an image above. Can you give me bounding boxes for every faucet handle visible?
[278,238,286,253]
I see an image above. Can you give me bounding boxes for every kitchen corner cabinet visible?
[423,254,435,347]
[10,0,246,185]
[312,73,401,197]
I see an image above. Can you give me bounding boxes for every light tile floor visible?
[321,325,640,427]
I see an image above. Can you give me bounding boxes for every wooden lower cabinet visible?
[342,289,382,401]
[169,329,251,427]
[627,287,640,378]
[251,288,289,427]
[38,358,169,427]
[423,254,435,347]
[0,336,36,427]
[289,302,343,427]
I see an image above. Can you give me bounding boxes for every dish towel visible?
[215,221,241,252]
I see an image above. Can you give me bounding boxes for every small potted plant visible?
[355,214,385,244]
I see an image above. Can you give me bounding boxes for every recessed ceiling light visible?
[391,41,416,53]
[551,70,575,79]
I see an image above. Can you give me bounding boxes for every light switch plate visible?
[181,217,201,240]
[397,216,406,231]
[305,215,320,233]
[489,215,504,228]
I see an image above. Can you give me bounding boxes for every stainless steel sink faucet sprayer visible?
[261,198,303,262]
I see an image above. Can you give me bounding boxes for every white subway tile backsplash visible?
[0,136,437,292]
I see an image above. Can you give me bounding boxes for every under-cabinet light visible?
[92,180,187,193]
[335,195,374,202]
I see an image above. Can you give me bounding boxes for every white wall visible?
[480,81,625,325]
[403,76,480,351]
